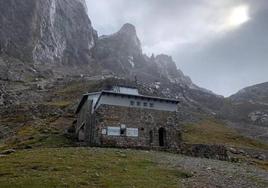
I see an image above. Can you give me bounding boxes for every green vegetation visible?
[182,119,268,150]
[45,101,71,108]
[0,148,189,188]
[2,116,75,151]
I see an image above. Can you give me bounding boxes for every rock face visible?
[0,1,224,116]
[0,0,208,93]
[91,23,225,116]
[0,0,97,65]
[93,23,144,75]
[221,82,268,127]
[154,54,194,86]
[248,111,268,125]
[230,82,268,105]
[93,23,199,89]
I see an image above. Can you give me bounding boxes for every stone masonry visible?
[78,103,181,149]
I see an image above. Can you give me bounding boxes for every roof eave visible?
[75,94,89,114]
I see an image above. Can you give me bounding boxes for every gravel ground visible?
[152,151,268,188]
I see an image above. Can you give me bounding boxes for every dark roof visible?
[75,94,89,114]
[75,90,179,114]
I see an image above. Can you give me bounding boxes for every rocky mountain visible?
[92,23,199,87]
[91,23,225,116]
[221,82,268,127]
[0,0,201,91]
[0,0,225,116]
[230,82,268,105]
[0,0,97,65]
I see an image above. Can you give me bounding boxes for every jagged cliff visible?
[93,23,198,89]
[230,82,268,104]
[0,0,97,65]
[0,0,198,90]
[0,0,210,94]
[221,82,268,127]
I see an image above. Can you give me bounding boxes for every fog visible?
[86,0,268,96]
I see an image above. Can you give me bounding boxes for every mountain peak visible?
[119,23,137,35]
[155,54,174,64]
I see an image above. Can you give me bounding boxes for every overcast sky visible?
[86,0,268,96]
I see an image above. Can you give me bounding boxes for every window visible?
[149,103,154,108]
[136,101,141,106]
[102,129,107,135]
[120,128,125,135]
[143,102,148,107]
[130,101,135,106]
[120,124,126,135]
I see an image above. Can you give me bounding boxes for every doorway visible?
[158,128,166,147]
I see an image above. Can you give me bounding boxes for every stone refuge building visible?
[75,86,181,149]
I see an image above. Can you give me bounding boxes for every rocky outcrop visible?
[0,0,210,95]
[93,23,200,89]
[91,23,225,116]
[248,111,268,126]
[92,23,144,74]
[155,54,193,86]
[220,82,268,127]
[230,82,268,105]
[0,0,97,65]
[180,144,229,161]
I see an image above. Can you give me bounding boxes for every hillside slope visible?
[0,147,267,188]
[230,82,268,104]
[216,82,268,143]
[221,82,268,126]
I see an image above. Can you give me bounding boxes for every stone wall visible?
[91,104,182,149]
[76,100,93,141]
[180,144,229,161]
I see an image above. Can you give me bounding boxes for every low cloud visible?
[86,0,268,96]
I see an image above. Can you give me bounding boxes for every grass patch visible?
[182,119,268,150]
[4,127,74,150]
[0,148,185,188]
[2,116,75,151]
[45,101,71,108]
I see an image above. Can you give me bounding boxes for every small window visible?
[143,102,148,107]
[136,101,141,106]
[149,103,154,108]
[130,101,135,106]
[120,128,125,135]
